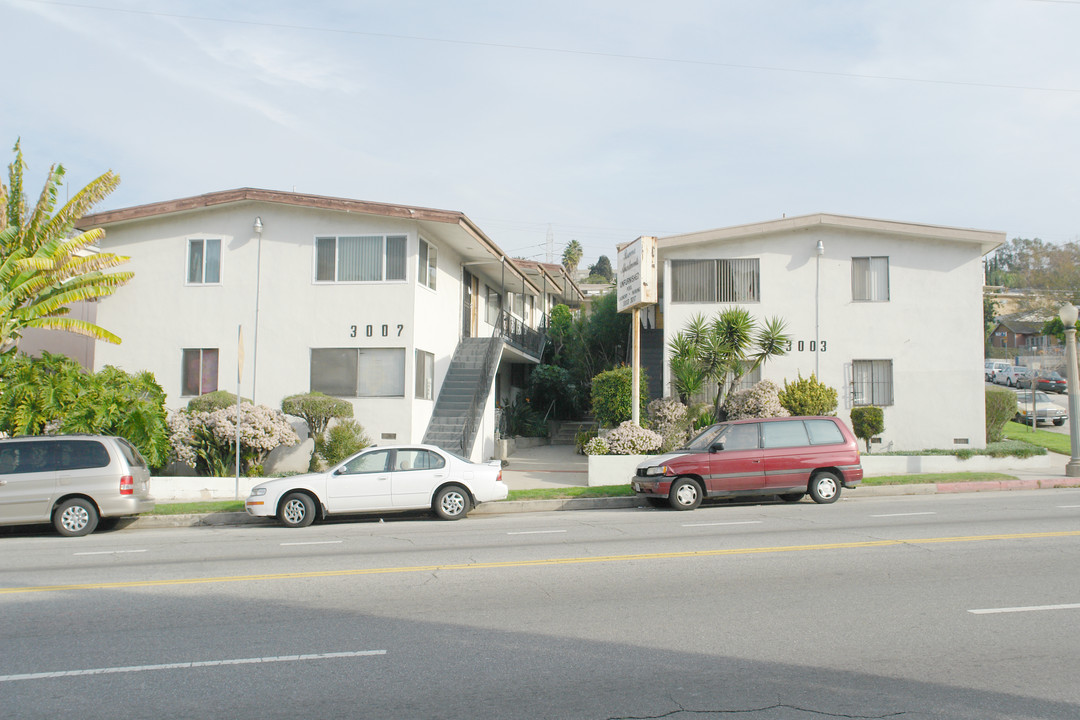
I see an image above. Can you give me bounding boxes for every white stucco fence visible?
[585,452,1052,487]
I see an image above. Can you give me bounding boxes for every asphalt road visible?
[2,490,1079,719]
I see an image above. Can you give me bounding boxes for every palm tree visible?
[0,140,133,354]
[562,239,583,275]
[667,307,790,419]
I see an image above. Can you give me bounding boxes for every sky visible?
[2,0,1079,269]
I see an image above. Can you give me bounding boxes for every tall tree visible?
[667,307,790,420]
[587,255,613,281]
[561,239,583,275]
[0,140,132,354]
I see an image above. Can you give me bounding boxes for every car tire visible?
[53,498,99,537]
[778,493,805,503]
[279,492,316,528]
[1054,419,1065,426]
[668,478,702,511]
[434,485,471,520]
[808,472,841,504]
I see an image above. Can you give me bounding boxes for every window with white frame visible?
[671,259,759,303]
[852,257,889,302]
[852,359,893,406]
[187,239,221,284]
[415,349,434,400]
[510,291,525,319]
[315,235,407,283]
[485,285,502,325]
[181,348,219,396]
[310,348,405,397]
[418,238,438,290]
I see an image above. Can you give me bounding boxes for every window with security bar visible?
[852,359,893,406]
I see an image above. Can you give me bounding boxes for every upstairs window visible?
[418,238,438,290]
[187,239,221,284]
[852,257,889,302]
[671,259,759,303]
[315,235,407,283]
[485,285,502,325]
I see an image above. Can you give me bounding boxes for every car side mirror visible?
[710,441,725,453]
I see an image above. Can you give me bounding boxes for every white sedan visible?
[245,444,508,528]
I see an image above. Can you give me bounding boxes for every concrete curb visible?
[125,478,1080,530]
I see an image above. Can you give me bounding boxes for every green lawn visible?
[1002,420,1073,455]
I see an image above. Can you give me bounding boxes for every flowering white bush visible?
[647,397,691,452]
[723,380,790,421]
[168,402,299,476]
[605,421,663,455]
[583,437,610,456]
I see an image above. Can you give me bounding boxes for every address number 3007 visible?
[350,324,404,338]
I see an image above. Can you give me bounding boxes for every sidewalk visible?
[500,443,588,490]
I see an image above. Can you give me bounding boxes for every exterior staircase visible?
[549,419,598,446]
[422,336,503,457]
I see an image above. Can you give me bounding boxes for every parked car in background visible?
[984,360,1011,383]
[0,435,154,537]
[1015,390,1067,426]
[995,365,1032,387]
[631,416,863,509]
[1017,370,1068,394]
[245,444,508,527]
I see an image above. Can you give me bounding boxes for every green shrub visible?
[985,387,1017,443]
[526,364,576,420]
[850,406,885,453]
[187,391,251,413]
[590,366,648,428]
[778,372,838,416]
[320,420,371,467]
[504,396,549,438]
[574,427,598,455]
[281,392,354,437]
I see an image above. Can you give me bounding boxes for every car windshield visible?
[683,424,726,451]
[1019,391,1052,403]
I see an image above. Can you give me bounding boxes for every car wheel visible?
[279,492,316,528]
[668,478,702,511]
[434,485,471,520]
[778,493,805,503]
[808,472,841,504]
[53,498,99,537]
[1054,419,1065,426]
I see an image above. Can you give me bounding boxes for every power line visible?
[15,0,1080,95]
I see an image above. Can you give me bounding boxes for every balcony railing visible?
[494,310,547,360]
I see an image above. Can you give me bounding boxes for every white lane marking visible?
[682,521,763,528]
[871,512,937,518]
[279,541,344,546]
[73,550,148,556]
[507,530,567,536]
[0,650,387,683]
[969,603,1080,615]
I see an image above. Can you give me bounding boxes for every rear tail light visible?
[496,471,503,483]
[120,475,134,495]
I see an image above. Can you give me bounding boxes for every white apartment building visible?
[650,213,1004,451]
[77,189,582,461]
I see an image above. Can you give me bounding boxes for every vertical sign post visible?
[236,325,244,500]
[617,236,658,427]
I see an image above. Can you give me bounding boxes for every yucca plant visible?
[0,139,132,354]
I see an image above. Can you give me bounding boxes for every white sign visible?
[617,236,657,313]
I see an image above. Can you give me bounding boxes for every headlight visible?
[643,465,667,476]
[249,487,267,497]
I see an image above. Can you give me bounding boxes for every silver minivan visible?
[0,435,155,536]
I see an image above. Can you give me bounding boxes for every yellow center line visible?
[3,530,1078,595]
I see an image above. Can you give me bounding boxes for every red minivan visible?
[631,416,863,510]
